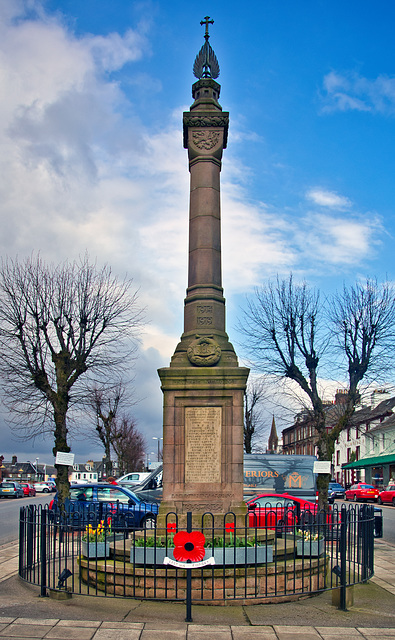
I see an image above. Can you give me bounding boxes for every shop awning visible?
[342,453,395,470]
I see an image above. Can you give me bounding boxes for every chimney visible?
[11,455,17,465]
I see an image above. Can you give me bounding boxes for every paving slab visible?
[139,632,186,639]
[55,620,101,628]
[13,621,58,627]
[44,627,97,640]
[358,630,395,636]
[91,630,142,640]
[187,632,231,640]
[100,622,144,629]
[0,624,49,638]
[315,628,363,637]
[273,626,322,636]
[232,625,277,640]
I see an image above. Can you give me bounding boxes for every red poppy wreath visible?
[172,531,206,563]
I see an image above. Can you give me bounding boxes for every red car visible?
[246,493,318,529]
[20,483,36,497]
[345,483,379,502]
[378,485,395,506]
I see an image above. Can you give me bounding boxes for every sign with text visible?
[55,452,75,466]
[313,461,331,474]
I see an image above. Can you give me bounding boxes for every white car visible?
[35,481,56,493]
[117,471,150,484]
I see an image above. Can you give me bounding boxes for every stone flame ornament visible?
[193,16,220,79]
[187,335,221,366]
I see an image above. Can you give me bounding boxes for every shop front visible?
[343,452,395,489]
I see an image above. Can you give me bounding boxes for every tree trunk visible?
[52,400,71,508]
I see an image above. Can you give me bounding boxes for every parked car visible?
[35,481,56,493]
[328,482,345,504]
[49,483,159,529]
[20,482,36,497]
[378,484,395,506]
[0,481,24,498]
[245,493,319,530]
[345,483,380,502]
[117,472,150,485]
[131,466,163,504]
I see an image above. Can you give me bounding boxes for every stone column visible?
[157,67,249,531]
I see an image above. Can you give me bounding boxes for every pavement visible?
[1,538,395,639]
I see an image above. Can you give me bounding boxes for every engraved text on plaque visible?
[185,407,221,483]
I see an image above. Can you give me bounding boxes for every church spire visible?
[268,415,279,453]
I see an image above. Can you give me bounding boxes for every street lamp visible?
[152,437,163,462]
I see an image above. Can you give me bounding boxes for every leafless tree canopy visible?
[0,254,144,501]
[240,274,395,507]
[111,416,145,475]
[244,379,268,454]
[330,278,395,396]
[89,382,125,477]
[241,275,326,413]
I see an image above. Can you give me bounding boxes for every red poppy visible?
[225,522,235,533]
[167,522,177,532]
[173,531,206,563]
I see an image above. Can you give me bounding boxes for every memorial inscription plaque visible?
[185,407,221,483]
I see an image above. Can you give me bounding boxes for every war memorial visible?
[157,16,249,530]
[18,19,375,611]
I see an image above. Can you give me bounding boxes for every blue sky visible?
[1,0,394,465]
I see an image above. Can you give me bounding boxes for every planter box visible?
[82,534,125,559]
[208,545,273,565]
[296,538,325,557]
[131,545,273,566]
[82,541,110,558]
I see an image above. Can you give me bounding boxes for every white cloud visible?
[306,188,352,210]
[295,213,382,265]
[321,70,395,115]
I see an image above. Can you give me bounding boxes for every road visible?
[1,496,395,546]
[0,494,52,545]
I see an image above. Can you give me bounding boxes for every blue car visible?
[328,482,345,504]
[49,483,159,529]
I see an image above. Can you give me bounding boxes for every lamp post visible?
[152,437,163,462]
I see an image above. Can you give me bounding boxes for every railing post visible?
[40,508,48,597]
[26,504,34,570]
[185,511,193,623]
[19,506,25,577]
[339,505,348,611]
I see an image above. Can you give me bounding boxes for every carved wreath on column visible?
[192,131,221,150]
[187,335,221,366]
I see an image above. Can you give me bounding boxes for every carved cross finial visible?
[200,16,214,41]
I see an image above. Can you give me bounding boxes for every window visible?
[356,446,360,461]
[70,487,93,501]
[336,450,340,466]
[347,429,351,441]
[97,487,133,504]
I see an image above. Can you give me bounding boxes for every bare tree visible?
[111,416,145,475]
[0,254,144,503]
[328,278,395,443]
[89,382,125,478]
[244,379,267,453]
[241,275,395,506]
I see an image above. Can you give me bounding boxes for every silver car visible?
[0,481,24,498]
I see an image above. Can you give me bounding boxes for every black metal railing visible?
[19,502,375,607]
